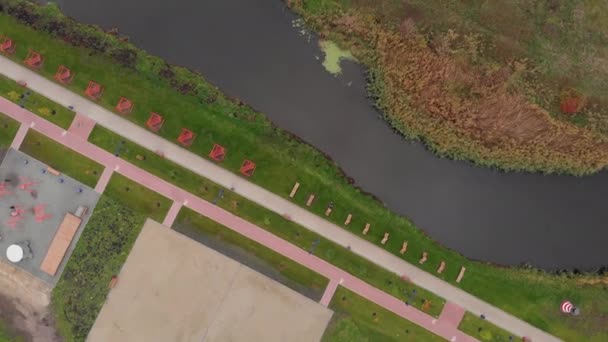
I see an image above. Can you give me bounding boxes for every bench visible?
[40,213,82,276]
[400,241,408,254]
[419,251,428,264]
[46,166,61,176]
[437,260,446,274]
[381,233,389,245]
[362,223,370,235]
[289,182,300,198]
[344,213,352,225]
[306,194,315,207]
[456,266,466,283]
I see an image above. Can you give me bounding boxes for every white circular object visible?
[6,244,23,263]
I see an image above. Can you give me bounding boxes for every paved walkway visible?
[67,113,95,140]
[10,122,28,149]
[3,97,474,342]
[0,56,560,342]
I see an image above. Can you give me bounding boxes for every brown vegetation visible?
[291,0,608,175]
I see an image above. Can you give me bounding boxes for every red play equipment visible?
[23,49,44,69]
[0,36,16,55]
[34,204,52,223]
[115,97,134,114]
[84,80,104,100]
[240,159,256,177]
[6,205,26,229]
[54,65,75,84]
[209,144,226,162]
[146,112,164,132]
[177,128,195,147]
[0,182,12,197]
[18,177,39,193]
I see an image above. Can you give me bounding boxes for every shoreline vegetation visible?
[0,0,606,340]
[288,0,608,176]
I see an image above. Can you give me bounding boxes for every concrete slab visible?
[88,219,333,342]
[0,148,99,284]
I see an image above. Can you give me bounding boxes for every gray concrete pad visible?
[0,148,99,285]
[88,219,333,342]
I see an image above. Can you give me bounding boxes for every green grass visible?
[103,173,171,222]
[459,312,518,342]
[19,130,103,187]
[0,73,75,129]
[322,286,444,342]
[52,196,146,342]
[174,207,329,297]
[2,3,608,340]
[0,112,19,148]
[0,320,23,342]
[89,125,445,317]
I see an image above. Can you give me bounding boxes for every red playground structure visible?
[23,49,44,69]
[0,36,16,55]
[84,80,104,100]
[54,65,75,84]
[240,159,256,177]
[34,204,52,223]
[209,144,226,162]
[116,97,134,114]
[177,128,196,147]
[146,112,164,132]
[6,205,26,229]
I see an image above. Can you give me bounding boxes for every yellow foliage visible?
[7,91,20,102]
[38,107,51,116]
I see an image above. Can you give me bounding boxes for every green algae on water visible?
[319,40,355,75]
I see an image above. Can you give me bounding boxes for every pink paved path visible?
[162,201,183,227]
[67,113,95,140]
[94,166,114,194]
[439,302,467,328]
[319,277,341,307]
[10,122,29,149]
[2,97,476,342]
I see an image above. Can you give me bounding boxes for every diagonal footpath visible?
[0,55,560,342]
[2,96,475,342]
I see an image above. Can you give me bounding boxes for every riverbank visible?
[288,0,608,176]
[1,1,607,340]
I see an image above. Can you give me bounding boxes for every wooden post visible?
[306,194,315,207]
[344,213,352,225]
[381,233,389,245]
[289,182,300,198]
[362,223,370,235]
[400,241,408,254]
[456,266,466,283]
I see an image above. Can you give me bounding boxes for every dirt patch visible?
[0,261,61,342]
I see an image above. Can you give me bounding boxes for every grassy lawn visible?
[459,312,518,342]
[89,124,445,317]
[174,207,329,299]
[322,286,444,342]
[2,2,607,340]
[52,196,146,342]
[19,130,103,187]
[0,112,19,148]
[103,173,171,222]
[0,74,74,129]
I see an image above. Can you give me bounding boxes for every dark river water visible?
[51,0,607,270]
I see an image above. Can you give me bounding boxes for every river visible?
[51,0,607,270]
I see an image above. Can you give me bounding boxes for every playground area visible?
[0,148,99,284]
[88,219,333,342]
